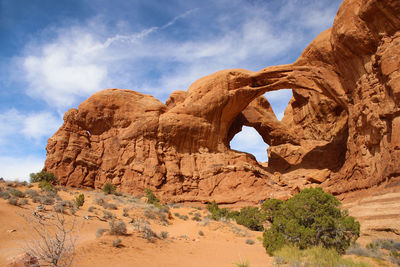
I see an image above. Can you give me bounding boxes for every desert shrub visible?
[246,239,255,245]
[29,171,58,184]
[206,201,265,231]
[263,187,360,256]
[160,231,168,239]
[21,212,77,267]
[234,259,250,267]
[206,200,237,221]
[114,191,123,197]
[112,238,122,248]
[102,182,116,195]
[143,209,156,220]
[25,189,39,198]
[122,207,129,217]
[8,197,19,206]
[102,210,115,221]
[390,250,400,266]
[40,195,55,205]
[174,212,180,217]
[39,180,57,193]
[109,219,127,235]
[273,245,370,267]
[19,198,28,205]
[191,212,202,222]
[70,207,77,215]
[346,243,381,258]
[368,239,400,252]
[93,197,106,206]
[96,228,108,238]
[154,206,170,222]
[54,202,67,213]
[9,189,25,198]
[142,225,157,241]
[88,206,96,212]
[144,188,159,205]
[103,202,118,210]
[74,194,85,208]
[179,214,189,221]
[235,206,265,231]
[32,196,41,203]
[198,230,204,236]
[45,189,59,198]
[0,191,11,199]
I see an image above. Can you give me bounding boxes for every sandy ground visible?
[0,184,272,267]
[0,181,399,267]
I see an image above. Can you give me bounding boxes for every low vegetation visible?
[144,188,159,205]
[74,193,85,208]
[102,182,116,195]
[207,188,360,256]
[346,239,400,265]
[273,245,370,267]
[29,171,58,184]
[109,219,127,235]
[263,187,360,255]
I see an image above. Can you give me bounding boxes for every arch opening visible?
[229,126,269,163]
[263,89,293,121]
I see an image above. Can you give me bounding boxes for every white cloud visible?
[23,34,108,108]
[0,156,45,181]
[21,112,61,140]
[0,109,61,143]
[19,3,301,107]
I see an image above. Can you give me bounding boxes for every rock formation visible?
[44,0,400,204]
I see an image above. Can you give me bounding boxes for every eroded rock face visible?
[45,0,400,203]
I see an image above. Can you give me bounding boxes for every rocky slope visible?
[44,0,400,203]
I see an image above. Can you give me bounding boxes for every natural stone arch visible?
[44,0,400,203]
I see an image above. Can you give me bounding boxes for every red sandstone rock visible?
[44,0,400,203]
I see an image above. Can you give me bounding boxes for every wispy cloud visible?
[0,109,60,143]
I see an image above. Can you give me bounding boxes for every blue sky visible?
[0,0,342,180]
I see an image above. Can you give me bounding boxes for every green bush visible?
[39,180,57,192]
[206,200,236,221]
[144,188,159,205]
[29,171,58,184]
[102,182,116,195]
[263,187,360,255]
[235,206,265,231]
[206,201,264,231]
[74,194,85,208]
